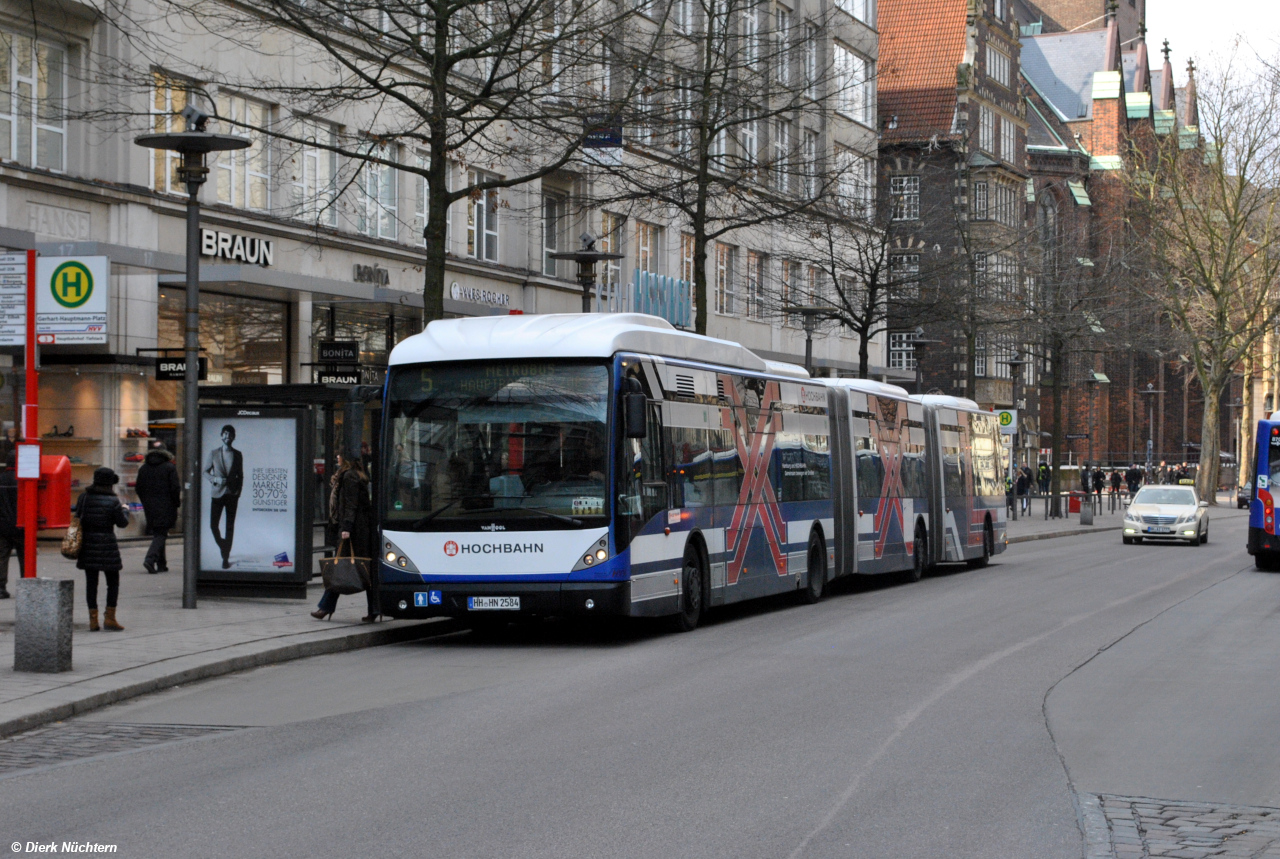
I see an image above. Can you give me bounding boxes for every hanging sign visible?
[156,357,209,381]
[318,341,360,364]
[36,256,109,344]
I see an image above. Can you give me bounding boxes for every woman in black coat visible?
[311,454,378,622]
[134,445,181,574]
[76,467,130,631]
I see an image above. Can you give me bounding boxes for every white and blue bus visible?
[377,314,1005,629]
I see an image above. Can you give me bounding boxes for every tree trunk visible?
[1197,379,1223,504]
[1048,336,1064,516]
[857,329,870,379]
[423,174,450,323]
[692,231,709,336]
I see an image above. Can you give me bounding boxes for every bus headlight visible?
[572,536,611,572]
[380,537,420,573]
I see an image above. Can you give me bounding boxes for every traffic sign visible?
[36,255,108,344]
[996,409,1017,435]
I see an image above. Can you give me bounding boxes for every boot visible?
[103,607,124,631]
[88,609,99,631]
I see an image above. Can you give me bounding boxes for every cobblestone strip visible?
[0,722,241,776]
[1088,793,1280,858]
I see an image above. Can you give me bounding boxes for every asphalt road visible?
[2,507,1273,859]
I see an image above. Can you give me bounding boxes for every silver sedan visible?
[1123,485,1210,545]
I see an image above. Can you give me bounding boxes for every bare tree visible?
[584,0,875,334]
[84,0,649,320]
[1125,55,1280,502]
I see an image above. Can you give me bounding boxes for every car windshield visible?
[383,360,610,532]
[1132,488,1196,506]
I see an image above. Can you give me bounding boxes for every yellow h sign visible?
[50,261,94,308]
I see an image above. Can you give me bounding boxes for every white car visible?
[1123,485,1209,545]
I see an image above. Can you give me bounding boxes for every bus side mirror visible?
[624,392,647,439]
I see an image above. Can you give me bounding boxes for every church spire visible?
[1184,58,1199,127]
[1102,1,1121,72]
[1133,21,1150,93]
[1158,39,1175,110]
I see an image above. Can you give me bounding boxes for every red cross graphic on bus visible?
[720,376,788,586]
[872,435,906,559]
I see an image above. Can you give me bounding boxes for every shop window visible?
[311,304,422,377]
[156,289,288,389]
[214,93,271,210]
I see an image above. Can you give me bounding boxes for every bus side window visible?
[670,426,710,509]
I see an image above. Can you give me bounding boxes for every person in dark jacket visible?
[1014,469,1030,513]
[311,454,379,622]
[76,467,130,631]
[135,442,181,574]
[0,451,20,598]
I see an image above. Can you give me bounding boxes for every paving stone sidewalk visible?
[0,540,447,738]
[1082,793,1280,858]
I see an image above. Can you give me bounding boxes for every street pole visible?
[136,108,249,610]
[19,248,37,579]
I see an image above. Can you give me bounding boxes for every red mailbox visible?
[37,454,71,529]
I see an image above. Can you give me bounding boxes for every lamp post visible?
[135,107,249,610]
[1139,382,1163,478]
[549,233,625,313]
[783,305,833,376]
[1005,351,1029,468]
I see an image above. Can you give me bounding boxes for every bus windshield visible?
[384,361,610,532]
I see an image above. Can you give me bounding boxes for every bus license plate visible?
[468,596,520,611]
[1148,526,1171,534]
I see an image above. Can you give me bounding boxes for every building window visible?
[986,45,1010,87]
[973,181,988,220]
[680,231,697,317]
[746,250,766,319]
[772,117,792,192]
[807,264,822,304]
[715,243,736,315]
[289,120,338,227]
[151,73,191,194]
[742,7,760,67]
[543,193,564,276]
[974,333,988,378]
[889,332,917,370]
[673,0,693,32]
[359,148,398,240]
[979,107,995,153]
[467,170,499,260]
[1000,115,1016,164]
[890,175,919,220]
[739,115,758,167]
[836,0,871,24]
[676,75,696,154]
[774,8,791,86]
[834,44,872,124]
[836,146,873,217]
[636,221,661,274]
[600,212,625,293]
[802,129,818,197]
[992,333,1016,379]
[891,253,919,298]
[0,34,64,172]
[992,0,1004,19]
[804,24,819,99]
[780,258,797,323]
[710,125,727,167]
[215,94,271,211]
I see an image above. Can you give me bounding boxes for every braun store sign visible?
[200,229,275,267]
[450,281,510,307]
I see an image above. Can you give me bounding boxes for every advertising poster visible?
[199,411,301,575]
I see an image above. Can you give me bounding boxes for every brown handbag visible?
[61,514,82,559]
[319,539,370,595]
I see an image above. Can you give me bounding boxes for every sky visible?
[1145,0,1280,73]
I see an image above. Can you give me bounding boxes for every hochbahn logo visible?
[50,261,94,308]
[444,541,544,555]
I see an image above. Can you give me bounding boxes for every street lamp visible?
[1005,351,1029,470]
[549,233,625,313]
[1084,370,1109,466]
[1139,382,1164,475]
[783,304,833,376]
[135,106,250,610]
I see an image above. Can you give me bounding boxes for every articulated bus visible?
[1248,416,1280,570]
[377,314,1006,629]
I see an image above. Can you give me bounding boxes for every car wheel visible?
[670,544,704,633]
[1201,527,1208,545]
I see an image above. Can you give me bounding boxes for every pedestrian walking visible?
[311,453,379,622]
[1038,462,1050,494]
[1109,469,1122,496]
[1125,464,1142,495]
[134,441,180,574]
[76,467,130,631]
[0,451,21,598]
[1092,466,1105,499]
[1015,468,1030,513]
[1080,464,1091,493]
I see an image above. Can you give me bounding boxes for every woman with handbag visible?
[76,467,130,631]
[311,453,379,622]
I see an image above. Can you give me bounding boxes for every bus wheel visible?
[906,524,927,583]
[670,544,704,632]
[799,533,826,604]
[967,521,992,569]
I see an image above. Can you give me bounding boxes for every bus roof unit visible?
[827,378,913,399]
[389,313,774,373]
[920,394,984,412]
